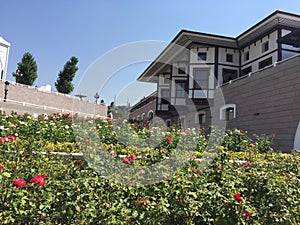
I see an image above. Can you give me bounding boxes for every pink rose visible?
[190,155,197,160]
[185,129,191,134]
[245,161,251,168]
[139,170,145,175]
[130,154,137,160]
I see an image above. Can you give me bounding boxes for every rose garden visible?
[0,110,299,224]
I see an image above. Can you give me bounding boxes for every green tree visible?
[12,52,38,86]
[55,56,78,94]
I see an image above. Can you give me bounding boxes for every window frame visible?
[197,52,207,61]
[196,111,206,125]
[193,68,209,90]
[241,66,252,76]
[244,51,250,61]
[258,57,272,69]
[262,41,269,53]
[160,88,170,104]
[222,68,238,84]
[220,104,236,121]
[226,53,233,62]
[166,119,171,127]
[147,110,154,120]
[175,80,187,98]
[178,67,186,74]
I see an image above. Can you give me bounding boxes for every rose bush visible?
[0,110,299,224]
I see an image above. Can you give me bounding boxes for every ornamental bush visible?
[0,110,299,224]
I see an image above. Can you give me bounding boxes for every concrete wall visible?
[215,56,300,152]
[0,81,107,117]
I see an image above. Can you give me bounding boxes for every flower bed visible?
[0,111,299,224]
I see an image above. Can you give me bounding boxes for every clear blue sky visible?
[1,1,300,105]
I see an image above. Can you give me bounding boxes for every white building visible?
[0,36,10,81]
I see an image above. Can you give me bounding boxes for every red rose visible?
[234,193,242,202]
[217,165,222,170]
[0,164,2,171]
[122,157,130,164]
[166,136,172,143]
[14,178,27,189]
[30,174,46,186]
[244,211,251,217]
[0,137,8,143]
[8,135,17,141]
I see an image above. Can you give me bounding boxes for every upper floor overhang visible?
[137,10,300,83]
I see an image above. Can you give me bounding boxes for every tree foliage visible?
[55,56,78,94]
[12,52,38,86]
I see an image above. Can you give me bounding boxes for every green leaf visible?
[2,172,11,177]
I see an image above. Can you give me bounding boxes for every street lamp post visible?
[4,81,9,102]
[15,69,23,82]
[94,92,100,104]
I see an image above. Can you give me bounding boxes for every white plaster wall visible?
[190,47,215,64]
[218,48,239,65]
[241,30,278,68]
[0,38,10,81]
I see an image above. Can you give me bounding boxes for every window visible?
[244,51,249,61]
[259,57,272,69]
[262,41,269,52]
[141,113,145,121]
[196,112,206,125]
[193,68,209,89]
[198,52,207,61]
[225,108,235,120]
[166,120,171,127]
[220,104,236,121]
[161,89,170,98]
[179,117,185,128]
[161,89,170,103]
[164,75,171,84]
[241,66,252,76]
[178,67,186,74]
[226,53,233,62]
[147,111,154,120]
[137,115,141,121]
[175,80,187,97]
[222,69,237,84]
